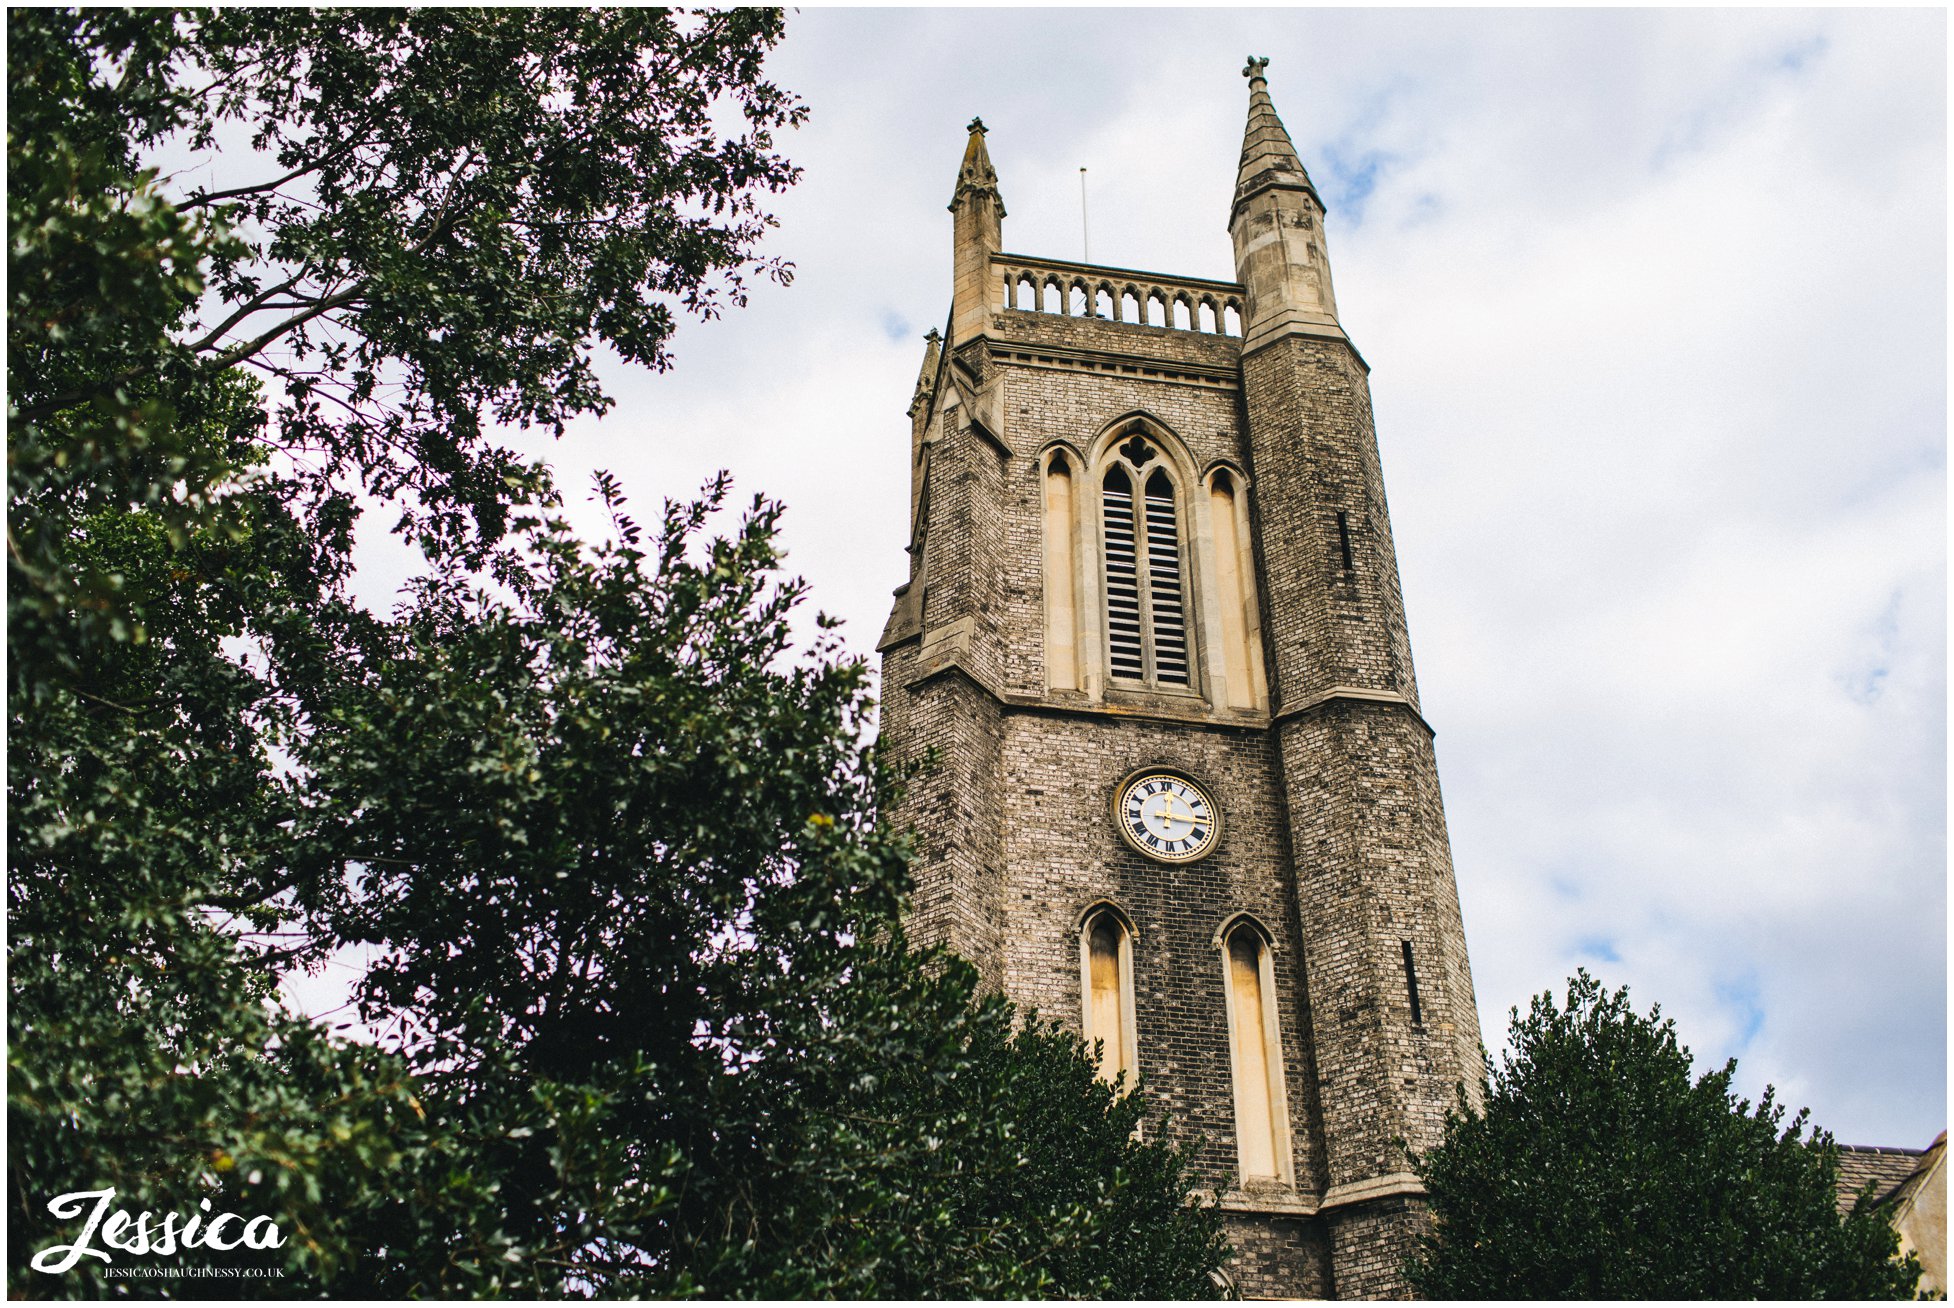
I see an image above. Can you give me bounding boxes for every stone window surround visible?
[1215,911,1297,1187]
[1076,900,1140,1092]
[1038,413,1269,714]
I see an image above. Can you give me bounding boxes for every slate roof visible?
[1835,1143,1929,1212]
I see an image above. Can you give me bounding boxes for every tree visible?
[8,9,1229,1296]
[1407,971,1923,1299]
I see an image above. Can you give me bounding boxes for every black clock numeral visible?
[1130,820,1149,839]
[1191,826,1207,843]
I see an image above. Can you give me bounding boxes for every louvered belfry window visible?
[1101,435,1190,687]
[1102,465,1145,679]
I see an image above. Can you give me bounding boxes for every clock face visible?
[1115,771,1220,863]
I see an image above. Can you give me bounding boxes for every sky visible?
[342,8,1944,1151]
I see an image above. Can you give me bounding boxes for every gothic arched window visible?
[1207,467,1267,710]
[1220,919,1292,1182]
[1042,450,1082,691]
[1080,906,1137,1088]
[1101,435,1190,688]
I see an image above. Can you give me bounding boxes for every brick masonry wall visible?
[994,707,1329,1197]
[1277,700,1483,1184]
[1329,1200,1431,1300]
[1240,335,1419,712]
[1226,1211,1334,1299]
[1238,329,1485,1201]
[881,651,1009,984]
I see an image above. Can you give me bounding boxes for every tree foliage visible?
[9,8,1228,1297]
[1407,971,1923,1299]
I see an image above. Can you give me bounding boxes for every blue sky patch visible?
[1716,976,1767,1052]
[1575,935,1622,964]
[1319,145,1393,227]
[1776,34,1829,74]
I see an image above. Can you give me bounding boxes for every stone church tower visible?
[877,60,1485,1299]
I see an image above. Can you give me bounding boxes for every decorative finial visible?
[1244,55,1269,83]
[967,116,987,135]
[924,327,941,342]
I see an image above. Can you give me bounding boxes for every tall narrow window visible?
[1043,453,1080,691]
[1223,923,1291,1182]
[1100,441,1191,689]
[1208,470,1264,710]
[1081,908,1136,1087]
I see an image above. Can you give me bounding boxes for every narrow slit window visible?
[1401,939,1424,1026]
[1336,510,1354,571]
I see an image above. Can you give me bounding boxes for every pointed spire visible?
[908,328,942,417]
[948,120,1004,348]
[1234,56,1319,219]
[949,117,1006,216]
[1229,57,1343,348]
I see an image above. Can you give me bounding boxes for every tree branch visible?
[185,272,306,354]
[206,285,367,372]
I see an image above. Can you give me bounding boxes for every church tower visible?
[877,61,1485,1299]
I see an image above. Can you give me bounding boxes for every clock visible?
[1113,768,1221,863]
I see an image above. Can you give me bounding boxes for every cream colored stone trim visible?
[987,342,1240,391]
[901,658,1271,733]
[1273,685,1434,737]
[1318,1171,1426,1212]
[912,617,975,680]
[1077,905,1140,1091]
[1239,321,1372,374]
[1217,1188,1319,1217]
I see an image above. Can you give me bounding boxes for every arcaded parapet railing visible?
[994,253,1247,338]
